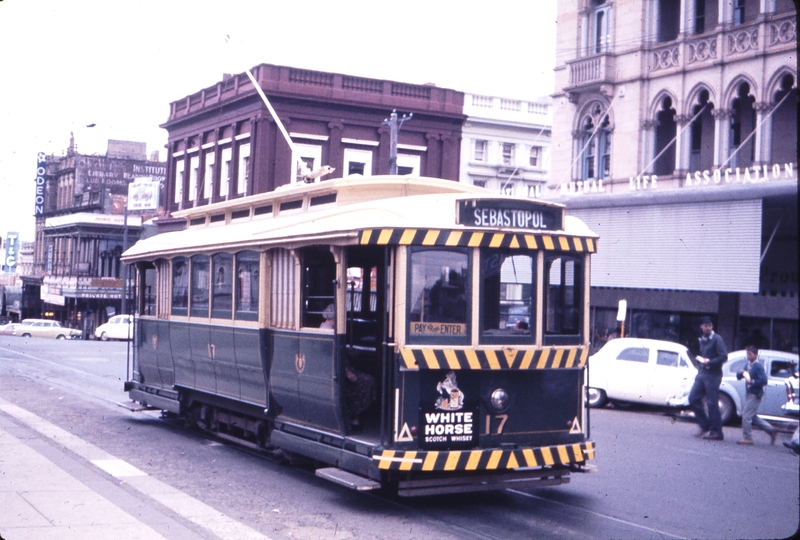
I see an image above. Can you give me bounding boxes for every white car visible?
[587,338,696,409]
[95,315,133,341]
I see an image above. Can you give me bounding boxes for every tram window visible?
[270,248,295,327]
[139,263,156,316]
[171,257,189,316]
[301,247,336,328]
[211,253,233,318]
[544,255,582,341]
[480,249,535,343]
[235,251,260,321]
[408,248,469,344]
[190,255,210,317]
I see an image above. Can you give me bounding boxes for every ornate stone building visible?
[549,0,797,352]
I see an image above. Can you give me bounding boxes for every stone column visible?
[640,120,657,173]
[753,102,772,165]
[674,114,690,176]
[711,108,730,167]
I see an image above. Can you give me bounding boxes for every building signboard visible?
[3,232,18,272]
[76,157,166,189]
[34,153,46,216]
[128,177,160,211]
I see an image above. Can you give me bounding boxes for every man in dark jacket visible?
[689,316,728,440]
[735,345,778,445]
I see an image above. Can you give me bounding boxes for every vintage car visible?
[94,314,133,341]
[13,319,82,340]
[587,338,696,409]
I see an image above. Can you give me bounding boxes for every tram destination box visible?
[457,199,563,231]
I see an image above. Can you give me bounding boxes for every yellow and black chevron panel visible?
[399,347,589,370]
[374,441,595,472]
[358,228,596,253]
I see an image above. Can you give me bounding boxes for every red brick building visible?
[161,63,465,216]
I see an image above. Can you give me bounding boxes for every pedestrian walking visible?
[689,316,728,440]
[736,345,778,445]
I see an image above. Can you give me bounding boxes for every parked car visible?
[668,349,799,426]
[587,338,697,409]
[13,319,82,340]
[95,314,133,341]
[0,322,19,335]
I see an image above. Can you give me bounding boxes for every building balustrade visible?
[648,13,795,75]
[566,54,616,88]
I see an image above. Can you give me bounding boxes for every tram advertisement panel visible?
[419,371,479,449]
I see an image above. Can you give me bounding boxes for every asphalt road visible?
[0,336,797,539]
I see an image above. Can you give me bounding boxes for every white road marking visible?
[0,397,272,540]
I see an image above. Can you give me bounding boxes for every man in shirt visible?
[736,345,778,445]
[689,316,728,440]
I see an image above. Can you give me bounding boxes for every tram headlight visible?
[490,388,510,412]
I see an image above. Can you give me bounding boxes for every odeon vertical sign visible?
[34,152,46,216]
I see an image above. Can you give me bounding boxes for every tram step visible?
[117,400,158,412]
[315,467,381,491]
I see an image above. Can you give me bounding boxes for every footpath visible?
[0,398,271,540]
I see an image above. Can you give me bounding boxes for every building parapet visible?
[165,63,465,126]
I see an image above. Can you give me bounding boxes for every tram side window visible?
[211,253,233,319]
[301,247,336,328]
[235,251,260,321]
[191,255,210,317]
[171,257,189,316]
[481,249,535,343]
[544,255,582,343]
[137,262,156,316]
[270,248,296,328]
[408,248,469,344]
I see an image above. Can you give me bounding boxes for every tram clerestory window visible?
[235,251,260,321]
[408,248,469,343]
[171,257,188,316]
[211,253,233,319]
[544,255,582,341]
[190,255,210,317]
[481,250,535,343]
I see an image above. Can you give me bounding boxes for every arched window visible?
[771,74,797,165]
[654,96,677,175]
[580,103,612,181]
[689,89,715,172]
[729,82,756,169]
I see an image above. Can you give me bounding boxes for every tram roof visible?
[122,176,597,261]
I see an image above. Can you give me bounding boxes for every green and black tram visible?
[122,175,599,496]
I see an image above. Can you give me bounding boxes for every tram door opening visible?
[344,246,389,434]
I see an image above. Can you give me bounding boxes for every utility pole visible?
[382,110,413,175]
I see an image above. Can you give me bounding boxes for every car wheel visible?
[718,393,735,425]
[702,394,736,426]
[100,332,109,341]
[22,333,31,338]
[56,335,66,340]
[586,387,608,408]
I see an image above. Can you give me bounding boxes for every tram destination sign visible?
[457,199,562,231]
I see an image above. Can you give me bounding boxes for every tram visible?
[122,175,598,496]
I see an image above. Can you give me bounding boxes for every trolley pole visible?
[382,109,412,175]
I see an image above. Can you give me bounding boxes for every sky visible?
[0,0,557,242]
